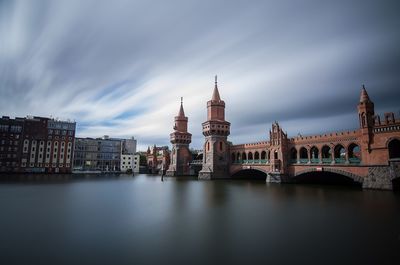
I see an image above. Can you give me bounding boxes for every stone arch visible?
[248,152,253,160]
[310,146,319,161]
[290,147,297,161]
[347,143,361,163]
[236,152,241,162]
[261,151,266,160]
[321,145,331,159]
[254,151,260,160]
[242,152,247,161]
[299,147,308,159]
[334,144,346,162]
[293,168,363,184]
[230,167,268,179]
[387,138,400,159]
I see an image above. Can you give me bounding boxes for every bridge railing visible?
[299,159,308,164]
[334,158,346,164]
[349,158,361,164]
[322,158,332,164]
[310,158,320,164]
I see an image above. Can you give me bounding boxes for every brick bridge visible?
[229,87,400,190]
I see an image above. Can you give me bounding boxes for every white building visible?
[121,154,140,173]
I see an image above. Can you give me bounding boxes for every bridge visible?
[229,119,400,189]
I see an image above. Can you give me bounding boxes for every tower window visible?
[219,141,223,151]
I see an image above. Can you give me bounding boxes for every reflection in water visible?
[0,174,399,265]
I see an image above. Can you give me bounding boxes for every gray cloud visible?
[1,0,399,150]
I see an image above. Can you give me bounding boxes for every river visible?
[0,174,399,265]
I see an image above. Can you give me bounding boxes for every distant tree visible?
[139,154,147,166]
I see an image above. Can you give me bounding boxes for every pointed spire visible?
[177,97,185,117]
[360,84,371,103]
[212,75,221,101]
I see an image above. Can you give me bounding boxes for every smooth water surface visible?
[0,174,399,265]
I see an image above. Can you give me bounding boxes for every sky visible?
[1,0,400,150]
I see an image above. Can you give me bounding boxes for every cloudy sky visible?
[1,0,399,150]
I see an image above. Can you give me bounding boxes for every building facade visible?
[146,145,170,174]
[73,136,121,172]
[121,154,140,173]
[166,98,192,176]
[0,116,76,173]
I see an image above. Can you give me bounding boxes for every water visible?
[0,174,399,265]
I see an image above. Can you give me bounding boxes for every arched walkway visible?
[231,169,267,180]
[348,143,361,164]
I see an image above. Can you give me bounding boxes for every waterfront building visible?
[196,79,400,190]
[146,145,170,174]
[121,137,137,154]
[120,154,140,173]
[166,98,192,176]
[0,116,76,173]
[73,136,121,172]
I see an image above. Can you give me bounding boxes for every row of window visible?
[0,140,19,146]
[0,125,22,132]
[48,129,74,136]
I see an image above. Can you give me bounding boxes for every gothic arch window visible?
[219,141,223,151]
[321,145,331,159]
[388,139,400,159]
[242,152,247,161]
[261,151,266,160]
[310,146,319,160]
[237,152,241,162]
[207,141,210,151]
[248,152,253,160]
[274,150,278,160]
[299,147,308,159]
[290,147,297,160]
[254,151,260,160]
[334,144,346,159]
[348,143,361,163]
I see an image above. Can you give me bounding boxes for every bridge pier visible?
[266,172,281,183]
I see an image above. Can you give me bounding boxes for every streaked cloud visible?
[1,0,400,150]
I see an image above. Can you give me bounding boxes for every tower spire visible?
[178,97,185,117]
[212,75,221,101]
[360,84,371,103]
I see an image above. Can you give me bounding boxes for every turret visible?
[357,85,375,153]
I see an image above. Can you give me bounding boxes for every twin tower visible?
[166,76,230,179]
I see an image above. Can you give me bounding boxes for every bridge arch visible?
[230,168,268,180]
[321,145,331,159]
[290,147,297,158]
[310,146,319,160]
[334,144,346,158]
[347,143,361,163]
[293,168,364,184]
[387,138,400,159]
[299,147,308,159]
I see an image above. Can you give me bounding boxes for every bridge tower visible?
[198,76,231,179]
[268,122,288,180]
[166,98,192,176]
[358,85,375,159]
